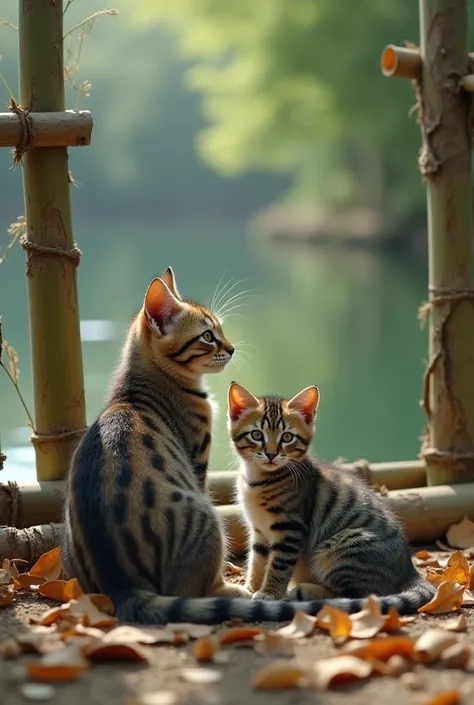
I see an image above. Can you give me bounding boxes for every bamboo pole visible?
[0,110,93,148]
[1,483,474,561]
[417,0,474,485]
[210,460,427,505]
[19,0,87,481]
[0,461,427,527]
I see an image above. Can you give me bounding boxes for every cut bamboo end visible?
[0,110,93,148]
[460,74,474,92]
[381,45,421,79]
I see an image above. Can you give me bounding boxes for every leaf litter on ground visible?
[1,541,474,690]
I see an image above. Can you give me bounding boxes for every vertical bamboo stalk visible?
[418,0,474,485]
[19,0,86,481]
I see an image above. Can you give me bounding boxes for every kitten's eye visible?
[250,430,264,442]
[281,432,295,443]
[201,331,215,343]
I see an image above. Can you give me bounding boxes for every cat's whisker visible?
[217,289,257,316]
[213,278,249,315]
[210,269,229,311]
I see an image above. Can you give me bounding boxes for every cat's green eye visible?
[281,432,294,443]
[202,331,214,343]
[250,430,264,442]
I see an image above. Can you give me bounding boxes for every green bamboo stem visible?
[418,0,474,485]
[19,0,86,481]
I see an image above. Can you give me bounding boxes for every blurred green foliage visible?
[137,0,474,225]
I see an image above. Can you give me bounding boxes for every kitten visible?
[228,382,435,614]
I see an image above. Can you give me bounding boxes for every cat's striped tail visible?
[110,577,436,625]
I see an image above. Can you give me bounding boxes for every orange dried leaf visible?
[193,636,219,663]
[418,581,465,614]
[64,579,84,601]
[383,606,415,632]
[440,643,471,669]
[416,550,432,560]
[316,606,351,643]
[312,655,372,690]
[446,516,474,549]
[276,611,316,639]
[349,595,385,639]
[31,604,71,626]
[166,623,214,639]
[104,625,180,645]
[219,626,263,644]
[342,636,415,662]
[26,644,88,683]
[413,629,457,663]
[462,589,474,606]
[17,626,62,653]
[29,547,62,582]
[17,574,45,589]
[251,660,309,690]
[443,551,470,585]
[424,691,461,705]
[84,640,151,663]
[38,580,68,601]
[87,593,115,615]
[68,596,118,628]
[253,633,294,657]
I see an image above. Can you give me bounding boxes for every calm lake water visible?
[0,220,428,484]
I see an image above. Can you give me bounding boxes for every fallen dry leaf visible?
[277,611,316,639]
[251,660,309,690]
[17,626,62,654]
[383,654,412,676]
[424,691,461,705]
[316,606,351,643]
[342,636,415,661]
[442,551,470,585]
[416,550,432,560]
[349,595,385,639]
[462,589,474,606]
[165,623,214,639]
[383,606,415,632]
[102,625,182,646]
[439,643,471,669]
[67,595,118,628]
[1,558,19,581]
[17,574,46,590]
[413,629,458,663]
[446,516,474,550]
[63,578,84,600]
[0,585,14,607]
[193,636,219,663]
[38,580,69,602]
[219,626,263,645]
[442,614,468,632]
[29,547,63,582]
[87,593,115,615]
[180,667,222,684]
[418,581,465,614]
[312,655,373,689]
[26,643,89,683]
[83,639,151,663]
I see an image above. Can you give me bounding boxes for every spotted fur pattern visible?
[228,383,436,615]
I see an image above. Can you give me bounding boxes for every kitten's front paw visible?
[252,591,276,601]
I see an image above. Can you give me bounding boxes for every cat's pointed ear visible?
[161,267,181,300]
[144,277,183,335]
[228,382,259,420]
[287,386,320,424]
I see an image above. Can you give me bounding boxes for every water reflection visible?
[0,221,428,483]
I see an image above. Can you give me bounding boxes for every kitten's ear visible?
[144,277,183,335]
[161,267,181,300]
[228,382,259,420]
[287,386,320,424]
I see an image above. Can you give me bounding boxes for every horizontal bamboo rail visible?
[0,461,427,527]
[1,483,473,562]
[0,110,93,148]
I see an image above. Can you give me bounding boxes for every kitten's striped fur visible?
[229,382,436,614]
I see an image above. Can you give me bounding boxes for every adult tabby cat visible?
[228,382,435,614]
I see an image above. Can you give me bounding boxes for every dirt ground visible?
[1,549,474,705]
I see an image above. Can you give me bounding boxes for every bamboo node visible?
[30,427,88,447]
[20,236,82,267]
[9,97,35,166]
[418,287,474,328]
[421,447,474,464]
